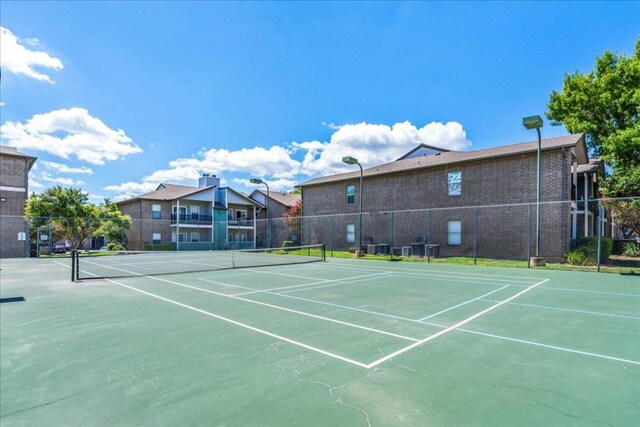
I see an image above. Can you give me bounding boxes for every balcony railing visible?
[171,214,213,225]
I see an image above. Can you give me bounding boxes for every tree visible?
[547,38,640,235]
[282,199,302,241]
[25,187,133,250]
[94,198,132,246]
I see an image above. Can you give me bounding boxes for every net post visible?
[71,250,76,282]
[322,243,326,262]
[597,199,602,273]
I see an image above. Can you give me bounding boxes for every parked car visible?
[54,244,67,254]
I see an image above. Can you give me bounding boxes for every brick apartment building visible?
[297,134,609,261]
[117,175,264,251]
[0,146,37,258]
[249,189,301,247]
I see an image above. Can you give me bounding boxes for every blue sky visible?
[1,1,638,202]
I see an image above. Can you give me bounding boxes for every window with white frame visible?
[189,206,199,220]
[346,224,355,243]
[152,204,161,219]
[448,171,462,196]
[152,233,161,244]
[346,185,356,205]
[171,233,187,243]
[447,221,462,245]
[190,232,200,242]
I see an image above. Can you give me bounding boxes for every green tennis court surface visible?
[1,255,638,426]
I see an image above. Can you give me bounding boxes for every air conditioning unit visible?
[401,246,412,257]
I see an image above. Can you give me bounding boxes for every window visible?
[189,206,199,220]
[152,233,161,244]
[172,233,187,243]
[448,171,462,196]
[346,224,355,243]
[190,232,200,242]
[346,185,356,205]
[447,221,462,245]
[152,204,161,219]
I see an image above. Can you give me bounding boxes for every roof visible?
[577,158,602,174]
[250,189,300,208]
[396,143,450,160]
[0,145,37,171]
[117,183,215,204]
[297,134,588,188]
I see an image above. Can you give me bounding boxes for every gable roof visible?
[117,183,215,204]
[250,189,300,208]
[298,134,587,188]
[396,143,450,160]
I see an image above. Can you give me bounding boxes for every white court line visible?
[232,272,389,296]
[363,279,550,369]
[314,261,547,282]
[457,328,640,366]
[479,299,640,321]
[314,263,541,285]
[417,285,510,321]
[105,278,370,368]
[205,279,640,367]
[150,276,419,342]
[279,272,393,294]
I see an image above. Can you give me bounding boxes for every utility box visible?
[378,244,390,255]
[367,244,377,255]
[402,246,412,257]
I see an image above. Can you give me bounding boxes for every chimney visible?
[199,173,220,188]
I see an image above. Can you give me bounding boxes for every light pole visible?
[523,115,545,266]
[342,156,363,256]
[250,178,270,248]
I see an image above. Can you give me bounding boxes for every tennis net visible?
[71,244,325,281]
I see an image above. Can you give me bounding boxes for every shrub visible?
[565,248,595,266]
[106,242,125,251]
[576,237,613,262]
[622,241,640,257]
[143,243,173,251]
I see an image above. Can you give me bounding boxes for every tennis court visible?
[1,249,638,426]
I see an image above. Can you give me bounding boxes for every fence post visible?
[48,216,53,258]
[527,204,531,268]
[426,210,431,263]
[473,207,478,265]
[330,215,334,257]
[597,199,602,272]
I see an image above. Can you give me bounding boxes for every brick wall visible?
[301,149,573,261]
[0,155,31,258]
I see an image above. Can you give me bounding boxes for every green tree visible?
[94,198,132,246]
[547,38,640,235]
[25,186,98,250]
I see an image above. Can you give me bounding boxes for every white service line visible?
[104,277,370,369]
[279,272,393,294]
[417,285,510,321]
[150,276,419,342]
[231,272,388,296]
[363,278,550,369]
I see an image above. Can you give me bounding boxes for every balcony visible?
[171,214,213,225]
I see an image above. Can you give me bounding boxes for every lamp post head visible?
[250,178,264,185]
[342,156,359,165]
[523,115,544,130]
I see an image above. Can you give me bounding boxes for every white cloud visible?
[41,161,94,175]
[234,178,298,192]
[40,172,84,186]
[293,121,471,175]
[28,178,44,190]
[142,166,200,183]
[168,146,301,179]
[104,181,159,199]
[0,102,6,107]
[0,26,64,83]
[1,107,142,165]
